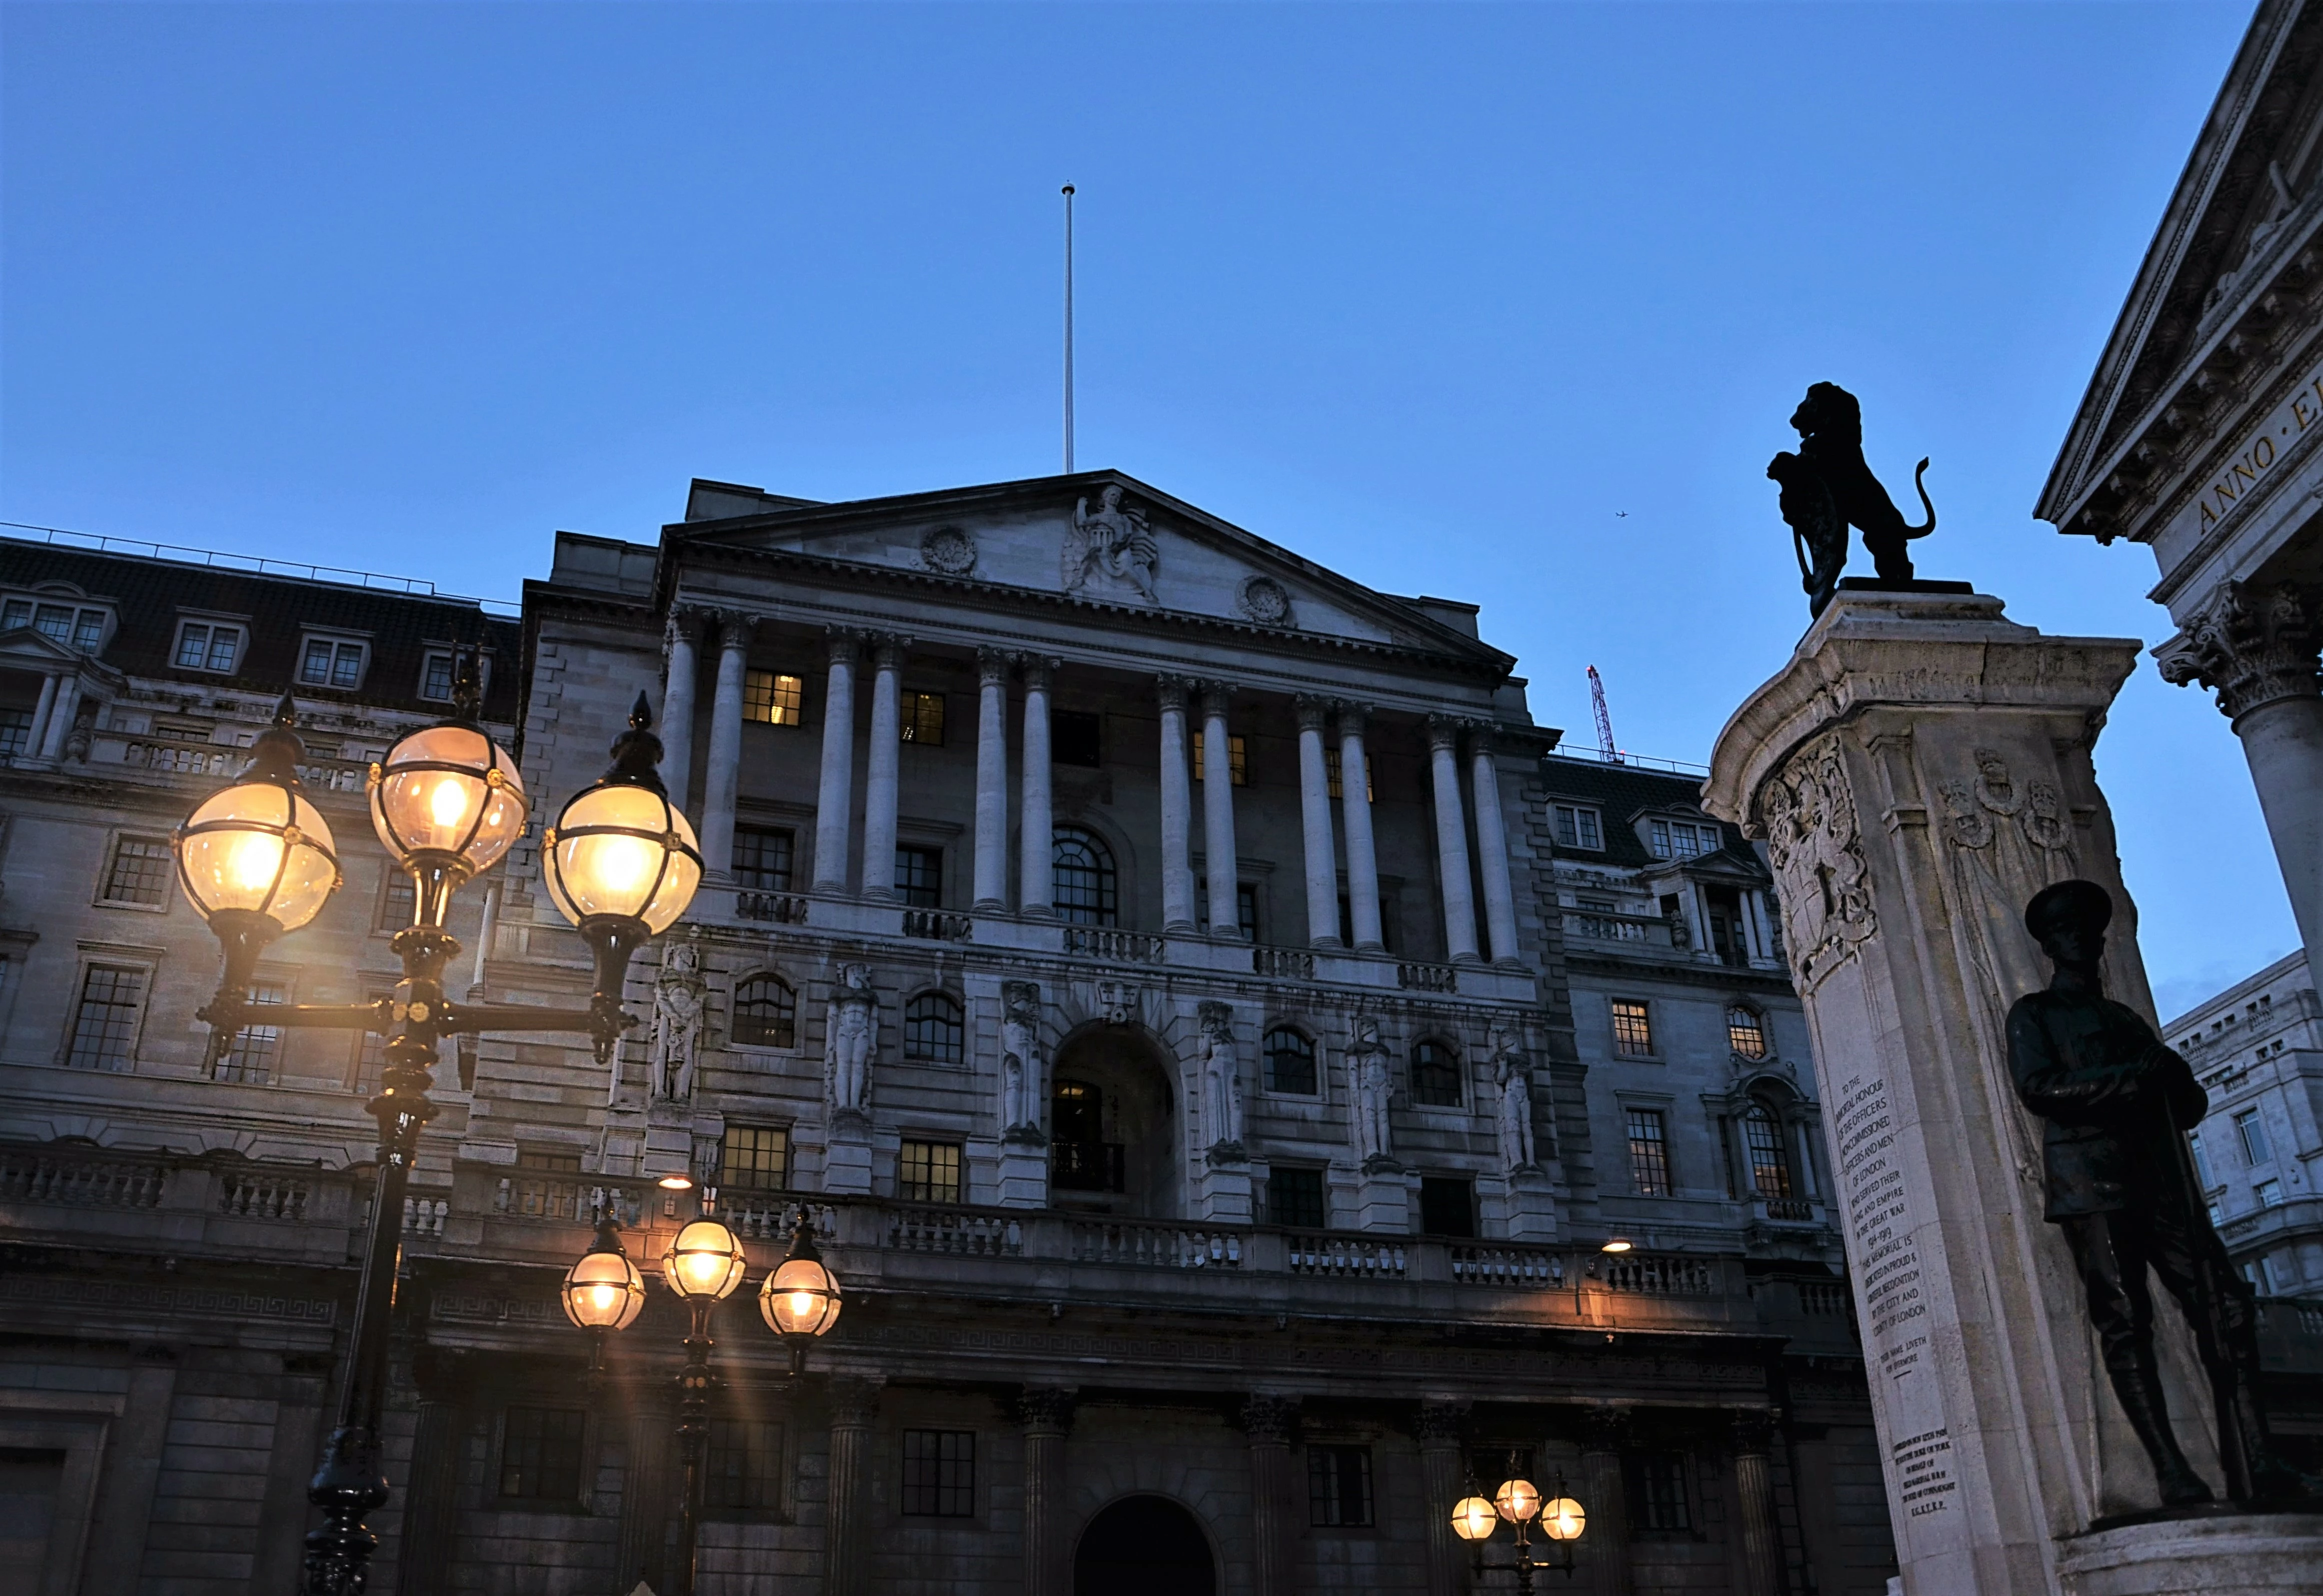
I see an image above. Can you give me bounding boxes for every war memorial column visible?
[859,634,906,900]
[1426,714,1480,962]
[972,646,1010,912]
[699,612,752,878]
[1157,676,1197,930]
[810,631,860,892]
[1336,704,1385,950]
[1294,697,1341,947]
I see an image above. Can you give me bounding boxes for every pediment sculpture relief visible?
[1064,485,1158,604]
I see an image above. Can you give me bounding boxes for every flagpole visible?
[1062,183,1076,475]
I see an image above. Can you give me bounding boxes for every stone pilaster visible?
[1728,1408,1784,1596]
[1019,1386,1077,1596]
[1242,1394,1302,1596]
[825,1376,882,1596]
[1415,1400,1468,1596]
[1578,1408,1633,1596]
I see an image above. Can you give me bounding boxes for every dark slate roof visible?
[0,539,522,722]
[1533,755,1749,868]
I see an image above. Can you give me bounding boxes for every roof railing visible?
[0,522,521,617]
[1543,745,1710,778]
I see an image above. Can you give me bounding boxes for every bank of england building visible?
[0,474,1899,1594]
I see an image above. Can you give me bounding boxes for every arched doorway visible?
[1073,1494,1216,1596]
[1048,1026,1178,1218]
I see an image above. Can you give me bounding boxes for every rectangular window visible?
[1610,1000,1654,1057]
[720,1125,790,1193]
[72,610,105,651]
[2256,1178,2283,1209]
[499,1406,587,1502]
[174,622,244,674]
[705,1418,783,1511]
[2189,1132,2216,1188]
[1191,730,1247,786]
[1552,804,1603,850]
[0,707,30,758]
[1268,1166,1327,1230]
[378,870,416,931]
[1325,748,1374,802]
[354,1010,391,1097]
[101,836,174,906]
[1410,1040,1463,1108]
[299,638,366,690]
[899,1140,963,1204]
[901,1429,975,1517]
[66,964,146,1070]
[33,604,73,642]
[513,1148,583,1221]
[733,826,795,892]
[1052,710,1102,768]
[419,651,458,701]
[1627,1108,1672,1196]
[2236,1108,2271,1166]
[743,670,804,726]
[2209,1200,2225,1226]
[1418,1176,1475,1238]
[215,980,286,1084]
[903,692,946,746]
[0,599,27,628]
[1632,1454,1692,1534]
[895,845,942,908]
[1307,1444,1374,1528]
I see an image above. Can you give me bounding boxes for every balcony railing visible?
[903,909,974,942]
[1,1148,167,1208]
[736,890,810,925]
[1063,926,1164,964]
[1397,960,1458,993]
[1291,1234,1406,1278]
[1255,948,1316,980]
[1072,1220,1241,1270]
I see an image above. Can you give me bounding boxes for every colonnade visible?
[660,611,1524,964]
[3,666,87,764]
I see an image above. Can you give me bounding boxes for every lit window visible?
[1325,748,1374,802]
[1308,1444,1374,1527]
[898,1140,962,1204]
[895,845,942,908]
[1264,1028,1317,1095]
[903,692,946,746]
[1611,1000,1655,1056]
[174,622,244,674]
[2256,1178,2283,1210]
[706,1419,784,1510]
[300,638,367,690]
[743,670,803,726]
[215,980,286,1084]
[1744,1104,1793,1198]
[500,1407,587,1502]
[1052,828,1117,926]
[1726,1006,1767,1059]
[1553,804,1603,850]
[734,826,795,892]
[1627,1108,1671,1196]
[720,1125,790,1192]
[1192,731,1247,786]
[905,992,965,1064]
[2236,1109,2271,1166]
[1410,1039,1462,1107]
[66,964,146,1070]
[731,976,798,1048]
[901,1430,975,1517]
[1267,1166,1327,1228]
[101,836,173,906]
[1632,1454,1691,1534]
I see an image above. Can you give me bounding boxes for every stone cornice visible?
[1562,952,1797,996]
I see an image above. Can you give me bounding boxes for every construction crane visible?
[1587,665,1621,764]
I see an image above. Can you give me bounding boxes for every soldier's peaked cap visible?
[2023,879,2114,939]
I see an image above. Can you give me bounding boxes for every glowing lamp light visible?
[1451,1494,1499,1542]
[1495,1476,1543,1524]
[759,1210,844,1370]
[561,1222,646,1332]
[1541,1496,1587,1543]
[369,720,528,884]
[662,1218,747,1304]
[655,1172,698,1192]
[173,699,341,936]
[1600,1238,1633,1254]
[543,781,702,934]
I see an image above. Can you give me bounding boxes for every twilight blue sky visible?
[0,1,2289,1016]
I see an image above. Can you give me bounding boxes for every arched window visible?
[1263,1028,1317,1096]
[1744,1102,1793,1198]
[1050,1080,1122,1192]
[1052,827,1117,926]
[731,975,797,1048]
[1726,1004,1767,1060]
[905,992,964,1064]
[1410,1038,1462,1108]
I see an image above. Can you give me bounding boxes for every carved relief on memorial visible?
[647,933,708,1102]
[918,524,977,576]
[1347,1014,1395,1171]
[1935,747,2081,1081]
[2154,578,2322,721]
[1196,1000,1245,1157]
[1000,980,1045,1142]
[1063,484,1159,604]
[826,962,877,1121]
[1757,735,1877,990]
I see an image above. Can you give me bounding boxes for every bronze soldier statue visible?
[2006,879,2302,1506]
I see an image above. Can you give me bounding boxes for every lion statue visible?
[1770,382,1935,617]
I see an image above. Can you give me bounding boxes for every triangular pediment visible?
[0,625,84,665]
[665,470,1511,667]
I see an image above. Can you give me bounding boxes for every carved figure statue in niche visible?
[1348,1016,1394,1167]
[825,963,876,1117]
[1197,1002,1244,1150]
[1000,981,1043,1138]
[1490,1022,1537,1173]
[1767,382,1936,614]
[2007,880,2302,1507]
[1065,484,1159,604]
[648,936,707,1102]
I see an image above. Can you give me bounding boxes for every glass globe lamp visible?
[1495,1476,1543,1524]
[759,1210,843,1372]
[662,1216,747,1304]
[1450,1494,1499,1542]
[562,1218,647,1332]
[1541,1494,1587,1544]
[369,704,528,926]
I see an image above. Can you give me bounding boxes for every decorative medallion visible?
[1237,575,1294,626]
[920,526,977,576]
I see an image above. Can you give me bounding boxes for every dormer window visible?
[1552,804,1603,850]
[419,648,487,702]
[300,634,369,691]
[3,596,111,653]
[1649,818,1720,860]
[173,619,245,674]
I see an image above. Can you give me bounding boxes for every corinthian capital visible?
[2156,580,2322,722]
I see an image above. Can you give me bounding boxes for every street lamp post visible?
[174,678,700,1596]
[1452,1467,1587,1593]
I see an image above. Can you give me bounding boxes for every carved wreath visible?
[920,526,977,576]
[1237,576,1294,626]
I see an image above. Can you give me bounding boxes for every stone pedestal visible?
[997,1134,1048,1208]
[1355,1160,1407,1232]
[2054,1512,2323,1594]
[824,1110,874,1196]
[1703,590,2247,1594]
[1483,1166,1556,1242]
[1197,1144,1253,1224]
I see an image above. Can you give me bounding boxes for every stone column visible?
[1426,715,1480,962]
[1468,726,1522,964]
[20,672,56,760]
[1703,588,2252,1593]
[974,648,1011,912]
[860,634,906,901]
[1018,657,1057,916]
[826,1376,881,1596]
[1729,1410,1784,1596]
[812,632,860,893]
[1295,697,1342,947]
[37,674,78,760]
[1242,1394,1302,1596]
[1337,706,1385,951]
[699,614,752,878]
[1200,684,1241,936]
[1416,1401,1468,1596]
[389,1353,468,1596]
[1579,1409,1634,1596]
[1158,676,1197,931]
[1019,1386,1076,1596]
[78,1346,178,1594]
[660,610,702,818]
[2157,578,2323,974]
